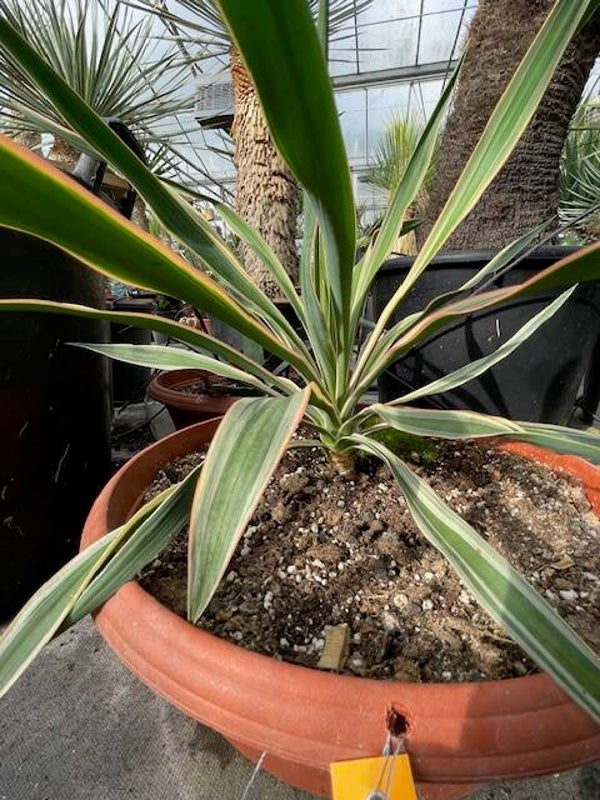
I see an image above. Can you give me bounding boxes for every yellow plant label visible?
[330,754,417,799]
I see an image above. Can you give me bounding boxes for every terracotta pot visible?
[146,369,242,429]
[81,421,600,800]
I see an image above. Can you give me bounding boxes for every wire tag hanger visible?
[329,706,417,799]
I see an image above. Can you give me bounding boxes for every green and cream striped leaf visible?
[0,529,119,698]
[350,226,554,404]
[0,479,188,697]
[374,0,596,331]
[0,98,101,159]
[64,466,202,626]
[216,0,356,338]
[458,220,552,293]
[411,220,553,326]
[188,388,311,622]
[0,16,305,351]
[513,422,600,465]
[298,195,338,394]
[0,298,299,394]
[392,288,574,404]
[73,342,282,397]
[163,178,305,326]
[353,435,600,723]
[352,62,461,317]
[364,405,524,439]
[0,135,311,375]
[349,227,562,406]
[368,241,600,388]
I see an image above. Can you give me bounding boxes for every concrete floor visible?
[1,617,598,800]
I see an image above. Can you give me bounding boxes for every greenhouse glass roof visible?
[327,0,476,213]
[157,0,596,215]
[328,0,474,79]
[164,0,476,208]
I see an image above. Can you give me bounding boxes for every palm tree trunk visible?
[230,45,299,298]
[421,1,600,249]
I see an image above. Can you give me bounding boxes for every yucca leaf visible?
[215,0,356,339]
[188,388,311,622]
[0,0,193,129]
[392,287,574,404]
[73,342,282,396]
[458,220,552,293]
[350,221,554,402]
[511,422,600,464]
[0,134,313,375]
[0,15,306,351]
[0,530,120,698]
[298,194,338,394]
[0,481,184,697]
[378,241,600,379]
[364,406,524,439]
[162,178,305,325]
[353,434,600,724]
[0,99,101,158]
[64,466,202,626]
[352,62,461,316]
[0,297,299,394]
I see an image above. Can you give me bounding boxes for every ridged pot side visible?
[81,420,600,800]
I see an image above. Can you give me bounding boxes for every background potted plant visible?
[1,1,600,798]
[147,366,255,429]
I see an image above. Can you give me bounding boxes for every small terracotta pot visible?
[147,369,242,429]
[81,421,600,800]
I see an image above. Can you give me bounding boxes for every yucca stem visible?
[329,449,356,475]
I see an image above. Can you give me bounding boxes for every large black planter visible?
[0,231,111,619]
[374,247,600,423]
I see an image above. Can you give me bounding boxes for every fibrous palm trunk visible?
[230,45,299,298]
[421,1,600,249]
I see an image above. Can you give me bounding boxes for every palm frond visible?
[559,100,600,239]
[0,0,193,134]
[361,113,439,197]
[128,0,374,52]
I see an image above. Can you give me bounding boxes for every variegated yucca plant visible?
[1,0,600,723]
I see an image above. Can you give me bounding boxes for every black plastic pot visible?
[0,231,111,620]
[373,247,600,423]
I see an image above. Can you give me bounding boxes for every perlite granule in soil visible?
[140,440,600,682]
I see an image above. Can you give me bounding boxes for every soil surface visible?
[140,440,600,682]
[182,378,257,398]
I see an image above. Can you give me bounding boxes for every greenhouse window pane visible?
[423,0,473,12]
[328,31,359,77]
[366,83,412,157]
[408,78,445,119]
[358,18,419,72]
[359,0,422,25]
[418,10,466,65]
[197,131,236,178]
[355,176,387,219]
[336,88,368,163]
